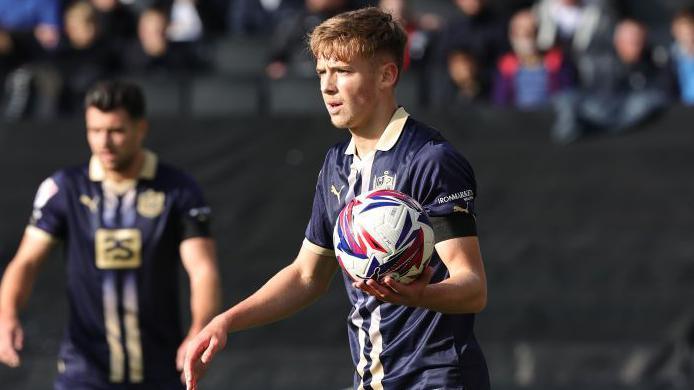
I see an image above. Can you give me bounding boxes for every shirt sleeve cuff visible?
[302,238,334,257]
[25,225,57,243]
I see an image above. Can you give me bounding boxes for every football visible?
[333,189,435,284]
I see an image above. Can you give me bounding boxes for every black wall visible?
[1,107,693,388]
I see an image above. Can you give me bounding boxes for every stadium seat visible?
[190,76,260,116]
[123,76,185,116]
[211,37,270,76]
[267,77,324,114]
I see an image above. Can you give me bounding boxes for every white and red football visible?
[334,189,434,284]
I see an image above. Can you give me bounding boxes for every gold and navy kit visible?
[27,151,211,389]
[303,108,490,390]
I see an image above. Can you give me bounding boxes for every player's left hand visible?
[352,266,434,307]
[176,331,200,382]
[183,315,228,390]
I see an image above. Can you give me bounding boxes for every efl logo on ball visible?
[334,189,434,284]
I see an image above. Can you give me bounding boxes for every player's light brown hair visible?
[309,7,408,77]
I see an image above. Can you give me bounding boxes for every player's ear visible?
[380,61,398,89]
[136,119,149,141]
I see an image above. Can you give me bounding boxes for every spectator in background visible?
[670,9,694,105]
[266,0,350,79]
[534,0,616,56]
[0,0,62,118]
[447,48,486,104]
[0,30,12,64]
[438,0,507,86]
[0,29,16,96]
[124,6,205,76]
[378,0,442,71]
[493,9,574,109]
[90,0,138,46]
[166,0,210,71]
[0,30,27,119]
[431,0,506,109]
[195,0,229,36]
[228,0,303,36]
[431,45,489,109]
[0,0,61,52]
[167,0,204,43]
[551,19,672,144]
[53,0,119,114]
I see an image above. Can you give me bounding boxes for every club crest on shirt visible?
[137,190,165,218]
[373,171,396,190]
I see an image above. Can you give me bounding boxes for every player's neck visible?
[351,100,398,158]
[105,150,145,182]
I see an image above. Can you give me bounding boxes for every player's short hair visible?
[84,80,146,120]
[309,7,408,77]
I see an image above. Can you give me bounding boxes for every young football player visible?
[184,7,489,390]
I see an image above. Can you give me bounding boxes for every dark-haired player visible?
[185,7,489,390]
[0,80,221,389]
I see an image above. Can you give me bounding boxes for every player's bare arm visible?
[0,229,55,367]
[183,245,338,389]
[176,237,222,372]
[356,236,487,314]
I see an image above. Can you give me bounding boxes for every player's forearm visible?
[0,260,40,319]
[418,272,487,314]
[217,263,328,334]
[0,231,53,319]
[188,265,222,334]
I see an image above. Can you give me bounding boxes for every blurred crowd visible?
[2,0,694,142]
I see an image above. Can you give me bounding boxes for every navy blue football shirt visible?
[26,151,211,388]
[304,108,489,389]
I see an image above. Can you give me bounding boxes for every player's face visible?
[316,55,381,131]
[86,107,146,173]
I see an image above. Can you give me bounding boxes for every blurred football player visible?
[185,7,488,390]
[0,80,221,389]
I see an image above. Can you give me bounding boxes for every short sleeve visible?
[409,142,478,242]
[175,176,213,240]
[28,174,68,240]
[303,169,335,256]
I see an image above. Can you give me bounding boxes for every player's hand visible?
[183,315,228,390]
[0,315,24,368]
[176,329,201,382]
[352,266,435,307]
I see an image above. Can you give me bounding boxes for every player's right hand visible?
[0,315,24,368]
[183,315,228,390]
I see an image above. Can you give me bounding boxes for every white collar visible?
[344,107,409,156]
